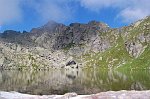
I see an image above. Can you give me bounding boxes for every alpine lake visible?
[0,68,150,95]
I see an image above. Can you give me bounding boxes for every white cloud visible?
[118,0,150,22]
[0,0,22,25]
[0,0,75,25]
[118,8,149,23]
[25,0,75,22]
[0,0,149,26]
[79,0,150,23]
[79,0,123,11]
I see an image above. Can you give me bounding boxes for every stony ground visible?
[1,90,150,99]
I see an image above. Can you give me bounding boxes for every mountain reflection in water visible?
[0,69,150,95]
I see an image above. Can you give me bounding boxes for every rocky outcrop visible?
[125,42,144,58]
[0,41,73,69]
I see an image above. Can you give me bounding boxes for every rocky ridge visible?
[0,16,150,70]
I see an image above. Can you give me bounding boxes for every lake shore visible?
[0,90,150,99]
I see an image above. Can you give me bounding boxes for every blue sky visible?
[0,0,150,32]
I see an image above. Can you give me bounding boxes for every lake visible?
[0,69,150,95]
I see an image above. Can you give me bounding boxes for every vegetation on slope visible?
[81,17,150,69]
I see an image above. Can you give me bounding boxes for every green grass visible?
[117,45,150,70]
[82,36,132,69]
[81,17,150,69]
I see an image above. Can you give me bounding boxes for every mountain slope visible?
[0,17,150,70]
[81,16,150,69]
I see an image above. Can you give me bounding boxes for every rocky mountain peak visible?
[88,20,109,28]
[1,30,20,38]
[30,20,66,34]
[43,20,64,28]
[69,23,83,27]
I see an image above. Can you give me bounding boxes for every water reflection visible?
[0,69,150,95]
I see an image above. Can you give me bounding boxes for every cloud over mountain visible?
[79,0,150,22]
[0,0,22,25]
[25,0,75,22]
[0,0,149,26]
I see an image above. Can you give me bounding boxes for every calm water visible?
[0,69,150,95]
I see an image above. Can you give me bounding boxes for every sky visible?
[0,0,150,32]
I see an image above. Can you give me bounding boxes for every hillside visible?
[0,16,149,70]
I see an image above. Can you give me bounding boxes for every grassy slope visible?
[81,17,150,69]
[119,45,150,70]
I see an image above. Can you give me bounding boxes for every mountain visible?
[0,16,150,70]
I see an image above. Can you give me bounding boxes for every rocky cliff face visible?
[0,16,150,70]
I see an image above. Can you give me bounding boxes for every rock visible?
[66,60,76,66]
[65,60,78,69]
[125,41,144,58]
